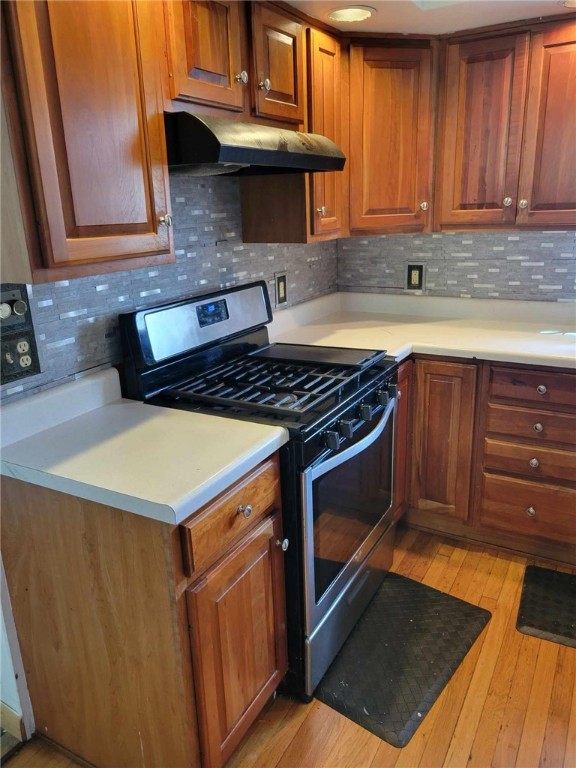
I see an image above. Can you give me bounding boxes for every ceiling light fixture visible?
[328,6,376,22]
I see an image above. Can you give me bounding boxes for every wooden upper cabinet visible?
[516,22,576,227]
[349,45,433,233]
[308,29,344,236]
[250,3,305,123]
[438,33,530,227]
[164,0,249,111]
[5,0,173,281]
[438,21,576,230]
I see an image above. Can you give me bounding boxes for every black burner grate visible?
[165,357,360,416]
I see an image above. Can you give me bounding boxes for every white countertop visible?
[1,293,574,525]
[1,370,287,525]
[269,293,576,368]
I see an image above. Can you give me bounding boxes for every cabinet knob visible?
[533,422,544,433]
[420,201,429,211]
[503,197,513,207]
[237,504,253,519]
[536,384,547,395]
[526,506,537,518]
[316,206,327,216]
[518,199,528,209]
[529,458,540,468]
[235,70,249,84]
[159,214,173,228]
[276,538,289,551]
[258,78,271,93]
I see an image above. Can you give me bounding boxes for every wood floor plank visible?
[539,645,576,768]
[275,700,348,768]
[514,639,560,767]
[317,716,382,768]
[443,561,522,768]
[563,655,576,768]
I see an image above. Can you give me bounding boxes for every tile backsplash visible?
[338,231,575,300]
[1,173,574,404]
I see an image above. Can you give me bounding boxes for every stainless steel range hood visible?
[164,112,346,176]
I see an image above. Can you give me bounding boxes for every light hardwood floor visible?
[7,526,576,768]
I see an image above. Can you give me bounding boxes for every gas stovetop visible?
[119,281,396,437]
[162,344,388,417]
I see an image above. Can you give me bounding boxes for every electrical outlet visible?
[275,273,288,306]
[407,264,424,290]
[1,283,41,385]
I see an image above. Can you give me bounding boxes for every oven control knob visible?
[323,430,340,451]
[358,404,373,422]
[376,390,390,406]
[338,419,355,439]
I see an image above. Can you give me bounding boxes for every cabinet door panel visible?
[165,0,246,110]
[410,360,477,520]
[517,22,576,227]
[438,34,529,226]
[308,29,343,236]
[187,514,287,768]
[350,46,432,232]
[251,4,304,123]
[8,0,172,276]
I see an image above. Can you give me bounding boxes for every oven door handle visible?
[305,397,396,482]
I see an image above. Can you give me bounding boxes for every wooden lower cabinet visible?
[392,359,413,521]
[187,513,287,768]
[1,453,287,768]
[409,358,477,520]
[407,357,576,565]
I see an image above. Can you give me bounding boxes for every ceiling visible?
[283,0,575,35]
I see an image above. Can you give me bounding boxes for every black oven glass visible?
[312,416,393,603]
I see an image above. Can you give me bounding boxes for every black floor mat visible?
[516,565,576,648]
[314,572,491,748]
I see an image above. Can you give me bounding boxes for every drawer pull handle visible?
[533,422,544,433]
[276,538,289,551]
[536,385,547,395]
[237,504,253,519]
[529,458,540,468]
[526,506,537,518]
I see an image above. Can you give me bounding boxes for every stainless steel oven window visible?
[301,397,396,636]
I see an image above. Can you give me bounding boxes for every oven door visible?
[301,396,395,643]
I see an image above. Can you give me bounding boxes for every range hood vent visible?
[164,112,346,176]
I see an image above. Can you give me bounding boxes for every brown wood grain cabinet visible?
[437,20,576,229]
[250,3,305,124]
[392,359,413,521]
[1,453,287,768]
[164,0,250,112]
[349,44,434,234]
[475,363,576,551]
[308,28,344,237]
[409,358,478,520]
[3,0,174,283]
[239,27,346,243]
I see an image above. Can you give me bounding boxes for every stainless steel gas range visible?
[120,281,398,700]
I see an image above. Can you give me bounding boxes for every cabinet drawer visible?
[479,474,576,545]
[489,367,576,407]
[180,456,281,577]
[484,438,576,484]
[486,403,576,446]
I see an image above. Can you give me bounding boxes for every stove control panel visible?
[0,284,41,385]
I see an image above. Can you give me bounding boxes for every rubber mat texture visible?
[314,572,491,748]
[516,565,576,648]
